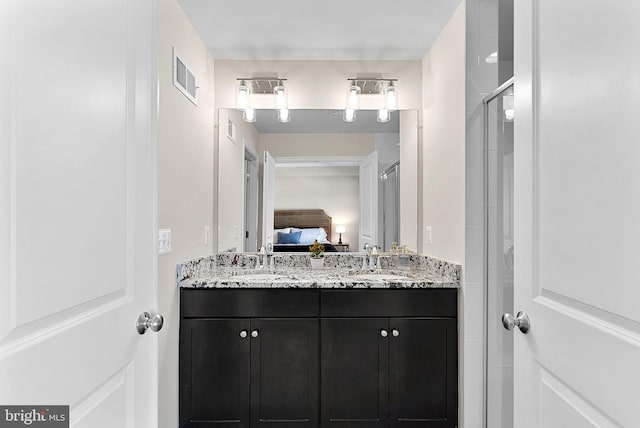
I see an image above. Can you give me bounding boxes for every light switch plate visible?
[158,229,172,255]
[425,226,432,245]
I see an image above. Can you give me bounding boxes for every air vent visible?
[173,48,198,105]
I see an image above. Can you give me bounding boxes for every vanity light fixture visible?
[343,108,357,123]
[503,94,515,122]
[343,77,398,123]
[383,81,398,111]
[346,84,361,110]
[278,107,290,123]
[235,77,289,123]
[243,107,256,123]
[377,108,390,123]
[236,80,251,111]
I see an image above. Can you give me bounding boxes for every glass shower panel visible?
[485,85,514,428]
[380,162,400,251]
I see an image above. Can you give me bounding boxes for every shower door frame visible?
[482,76,514,428]
[380,161,400,251]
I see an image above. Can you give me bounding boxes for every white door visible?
[262,151,276,248]
[513,1,640,426]
[0,0,158,427]
[359,151,379,249]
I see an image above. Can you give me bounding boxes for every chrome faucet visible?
[361,244,380,269]
[258,244,274,270]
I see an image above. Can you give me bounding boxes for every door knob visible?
[136,312,164,335]
[239,330,248,339]
[502,311,530,334]
[392,329,400,337]
[251,330,259,338]
[380,329,388,337]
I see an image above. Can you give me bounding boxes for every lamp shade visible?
[346,84,360,110]
[336,225,346,234]
[384,81,398,111]
[243,108,256,123]
[236,80,251,110]
[274,82,288,110]
[377,108,390,123]
[343,108,356,122]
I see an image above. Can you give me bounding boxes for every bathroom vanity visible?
[178,254,460,428]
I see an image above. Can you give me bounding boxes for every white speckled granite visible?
[177,253,461,289]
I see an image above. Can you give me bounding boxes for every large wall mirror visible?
[217,108,419,253]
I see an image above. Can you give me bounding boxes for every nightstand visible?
[333,243,350,252]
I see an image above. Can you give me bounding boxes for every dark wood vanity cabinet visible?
[321,318,389,428]
[320,290,458,428]
[180,289,319,428]
[180,288,457,428]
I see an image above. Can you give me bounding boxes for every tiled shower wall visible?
[464,0,512,426]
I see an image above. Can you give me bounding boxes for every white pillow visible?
[291,227,329,244]
[273,227,290,244]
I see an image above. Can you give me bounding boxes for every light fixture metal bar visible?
[347,77,397,95]
[236,77,288,94]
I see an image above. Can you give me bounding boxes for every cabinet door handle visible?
[239,330,248,339]
[380,329,388,338]
[251,330,259,338]
[392,329,400,337]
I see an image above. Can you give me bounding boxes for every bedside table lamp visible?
[336,225,346,245]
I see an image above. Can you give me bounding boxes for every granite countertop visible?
[179,267,458,289]
[177,253,461,289]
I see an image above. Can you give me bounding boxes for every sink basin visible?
[350,274,409,281]
[231,273,288,281]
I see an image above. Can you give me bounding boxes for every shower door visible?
[379,162,400,251]
[484,79,514,428]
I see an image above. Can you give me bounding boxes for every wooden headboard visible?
[274,209,332,242]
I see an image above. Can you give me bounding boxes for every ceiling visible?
[252,109,399,134]
[178,0,463,60]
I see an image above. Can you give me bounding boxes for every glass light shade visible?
[377,108,390,123]
[384,82,398,111]
[278,108,290,123]
[274,84,288,110]
[236,81,251,110]
[243,108,256,123]
[504,109,515,121]
[346,84,360,110]
[503,95,514,121]
[343,108,356,123]
[336,225,346,234]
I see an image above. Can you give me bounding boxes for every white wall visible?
[217,109,259,252]
[421,3,467,427]
[275,167,360,249]
[422,4,466,263]
[259,133,375,157]
[214,60,422,110]
[157,0,215,426]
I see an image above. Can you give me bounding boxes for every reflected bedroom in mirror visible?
[217,108,419,254]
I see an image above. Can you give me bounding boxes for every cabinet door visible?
[250,318,319,428]
[321,318,389,428]
[180,319,251,428]
[389,318,457,428]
